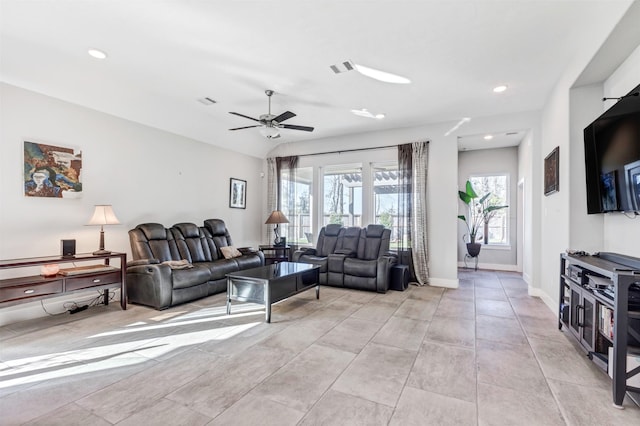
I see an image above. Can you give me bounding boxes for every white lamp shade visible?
[87,205,120,225]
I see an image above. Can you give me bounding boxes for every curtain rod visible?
[297,141,429,158]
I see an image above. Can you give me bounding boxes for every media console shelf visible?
[0,252,127,310]
[559,252,640,408]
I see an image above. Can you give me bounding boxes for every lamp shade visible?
[87,205,120,225]
[265,210,289,224]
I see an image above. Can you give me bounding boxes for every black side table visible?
[259,245,291,265]
[390,264,409,291]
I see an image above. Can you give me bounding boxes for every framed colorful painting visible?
[24,141,83,198]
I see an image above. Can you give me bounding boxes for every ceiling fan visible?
[229,90,314,139]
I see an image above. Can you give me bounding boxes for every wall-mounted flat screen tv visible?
[584,83,640,214]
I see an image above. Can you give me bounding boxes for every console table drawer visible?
[65,271,120,291]
[0,280,64,303]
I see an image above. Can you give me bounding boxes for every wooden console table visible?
[0,252,127,310]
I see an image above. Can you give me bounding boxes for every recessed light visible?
[375,113,385,119]
[493,85,508,93]
[484,135,494,140]
[88,48,107,59]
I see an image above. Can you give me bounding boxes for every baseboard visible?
[528,286,556,314]
[428,277,459,289]
[522,272,531,286]
[457,261,518,272]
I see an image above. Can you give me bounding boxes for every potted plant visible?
[458,180,508,257]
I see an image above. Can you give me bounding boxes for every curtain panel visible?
[411,141,430,285]
[266,157,278,244]
[397,143,416,281]
[398,141,430,285]
[269,155,298,241]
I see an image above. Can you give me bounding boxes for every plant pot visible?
[466,243,481,258]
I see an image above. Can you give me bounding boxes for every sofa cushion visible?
[204,219,227,236]
[199,259,240,281]
[172,265,211,289]
[173,223,201,238]
[344,258,377,278]
[233,254,263,270]
[138,223,168,240]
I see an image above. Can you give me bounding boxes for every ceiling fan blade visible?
[229,125,260,131]
[273,111,296,123]
[281,124,314,132]
[229,112,261,122]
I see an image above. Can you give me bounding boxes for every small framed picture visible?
[544,146,559,196]
[624,160,640,211]
[229,178,247,209]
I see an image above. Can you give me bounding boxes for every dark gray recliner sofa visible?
[126,219,264,310]
[294,224,396,293]
[291,224,344,284]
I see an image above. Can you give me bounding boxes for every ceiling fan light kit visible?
[229,90,314,139]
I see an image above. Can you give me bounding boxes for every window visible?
[323,165,362,227]
[372,162,401,246]
[281,167,313,244]
[469,174,509,245]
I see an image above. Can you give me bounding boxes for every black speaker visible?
[61,239,76,257]
[390,265,409,291]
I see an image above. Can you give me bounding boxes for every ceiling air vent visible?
[197,97,217,105]
[330,61,355,74]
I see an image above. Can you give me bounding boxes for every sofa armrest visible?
[293,248,316,262]
[376,255,398,293]
[238,247,257,254]
[126,263,174,310]
[127,258,160,267]
[328,253,348,273]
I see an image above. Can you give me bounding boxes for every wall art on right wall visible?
[544,146,559,196]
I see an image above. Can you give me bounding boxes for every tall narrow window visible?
[323,165,362,227]
[372,162,400,247]
[281,167,313,244]
[469,175,509,245]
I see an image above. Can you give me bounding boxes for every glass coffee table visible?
[226,262,320,323]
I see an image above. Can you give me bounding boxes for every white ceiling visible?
[0,1,632,158]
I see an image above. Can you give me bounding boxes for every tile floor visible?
[1,269,640,425]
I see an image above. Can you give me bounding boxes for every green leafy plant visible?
[458,180,508,244]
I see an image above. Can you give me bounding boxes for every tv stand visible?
[559,252,640,408]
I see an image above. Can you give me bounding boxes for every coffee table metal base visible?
[226,262,320,323]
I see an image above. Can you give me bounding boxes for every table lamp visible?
[265,210,289,246]
[87,204,120,255]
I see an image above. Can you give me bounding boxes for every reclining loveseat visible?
[293,224,396,293]
[126,219,264,310]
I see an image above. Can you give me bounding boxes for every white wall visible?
[538,5,638,312]
[568,83,605,254]
[0,83,263,324]
[518,130,534,285]
[602,44,640,257]
[457,147,518,268]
